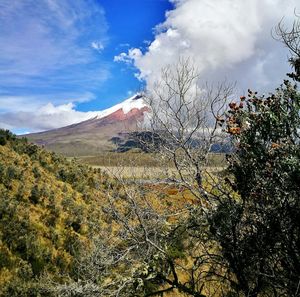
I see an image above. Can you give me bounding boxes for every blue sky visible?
[81,0,173,111]
[0,0,171,132]
[0,0,298,133]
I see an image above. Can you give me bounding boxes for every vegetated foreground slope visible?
[0,130,198,297]
[0,130,110,296]
[24,94,149,156]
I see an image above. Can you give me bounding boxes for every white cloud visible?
[0,92,96,113]
[114,52,135,64]
[0,0,107,78]
[0,94,146,133]
[91,41,105,52]
[0,0,109,115]
[115,0,299,93]
[0,91,98,132]
[0,102,100,132]
[118,43,130,48]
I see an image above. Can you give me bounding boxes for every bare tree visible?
[142,58,234,203]
[275,13,300,81]
[88,59,236,296]
[102,174,229,297]
[43,59,235,297]
[93,59,236,297]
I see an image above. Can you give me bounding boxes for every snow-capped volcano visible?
[24,94,150,156]
[93,94,147,120]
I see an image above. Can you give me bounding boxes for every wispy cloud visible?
[0,0,109,127]
[115,0,298,93]
[91,41,105,52]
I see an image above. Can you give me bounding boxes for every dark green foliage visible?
[29,185,40,204]
[287,56,300,82]
[0,129,16,145]
[0,136,6,146]
[212,81,300,296]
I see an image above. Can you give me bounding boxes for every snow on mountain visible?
[24,94,150,156]
[93,94,148,120]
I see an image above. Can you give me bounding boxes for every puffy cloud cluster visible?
[115,0,298,93]
[0,102,99,133]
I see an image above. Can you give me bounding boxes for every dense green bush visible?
[211,80,300,296]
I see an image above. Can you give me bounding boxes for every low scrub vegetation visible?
[0,130,110,296]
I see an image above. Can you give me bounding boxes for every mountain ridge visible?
[24,94,150,156]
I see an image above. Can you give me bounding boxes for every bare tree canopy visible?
[275,13,300,81]
[142,58,234,201]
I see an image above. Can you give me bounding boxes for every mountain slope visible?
[0,130,110,296]
[25,94,149,156]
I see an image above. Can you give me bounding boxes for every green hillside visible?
[0,130,109,296]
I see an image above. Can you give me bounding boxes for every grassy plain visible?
[73,152,227,178]
[76,150,226,168]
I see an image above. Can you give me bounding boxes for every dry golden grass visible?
[74,151,227,168]
[94,165,224,180]
[133,183,230,297]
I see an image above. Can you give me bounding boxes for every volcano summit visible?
[24,94,149,156]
